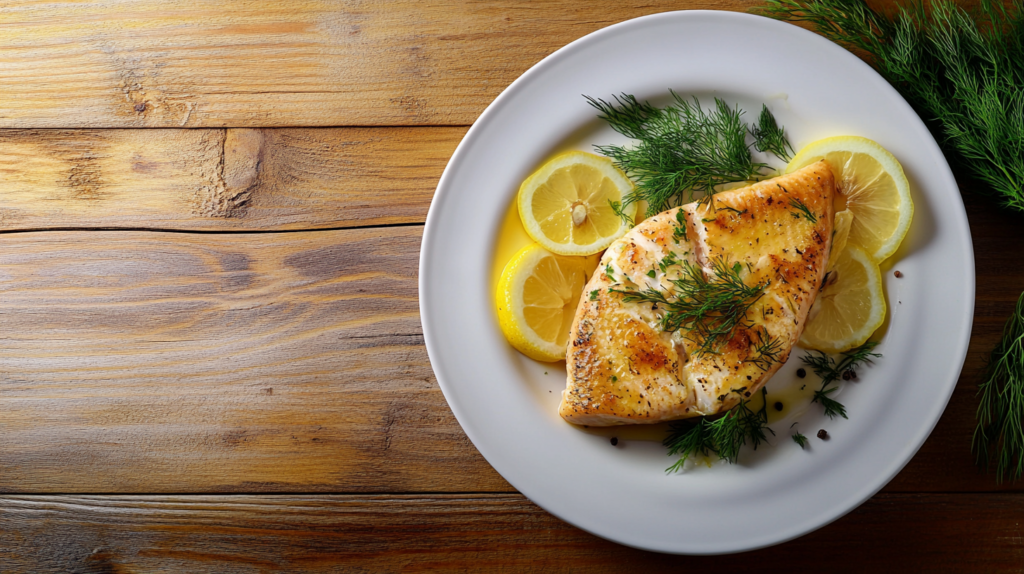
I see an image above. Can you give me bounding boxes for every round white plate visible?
[420,11,974,554]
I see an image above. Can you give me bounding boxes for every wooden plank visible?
[0,127,460,231]
[0,228,507,493]
[3,194,1024,493]
[0,0,757,128]
[2,493,1024,572]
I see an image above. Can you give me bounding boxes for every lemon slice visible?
[496,244,593,362]
[518,151,636,256]
[800,245,886,353]
[828,210,854,271]
[787,136,913,262]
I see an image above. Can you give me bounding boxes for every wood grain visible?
[0,127,460,231]
[0,0,758,128]
[2,196,1024,493]
[3,493,1024,573]
[0,228,506,493]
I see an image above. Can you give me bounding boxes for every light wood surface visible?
[0,127,459,230]
[3,494,1024,572]
[0,228,506,493]
[0,0,754,128]
[3,0,1024,571]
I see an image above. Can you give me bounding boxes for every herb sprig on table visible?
[757,0,1024,484]
[973,292,1024,483]
[586,92,793,217]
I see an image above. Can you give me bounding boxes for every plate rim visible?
[420,9,975,554]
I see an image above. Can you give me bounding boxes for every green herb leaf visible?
[586,93,793,217]
[610,257,773,357]
[589,289,600,301]
[801,342,881,420]
[789,197,818,223]
[664,388,775,470]
[973,291,1024,482]
[751,104,795,161]
[792,432,809,449]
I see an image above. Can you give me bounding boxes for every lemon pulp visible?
[800,245,886,353]
[496,244,596,362]
[518,151,635,256]
[787,136,913,263]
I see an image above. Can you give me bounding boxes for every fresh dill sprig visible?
[973,292,1024,482]
[665,388,775,470]
[751,104,794,161]
[814,386,848,420]
[788,197,818,223]
[756,0,1024,211]
[608,200,634,226]
[801,342,881,419]
[745,326,784,371]
[792,431,809,449]
[611,257,771,357]
[586,92,793,217]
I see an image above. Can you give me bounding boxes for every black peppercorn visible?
[894,270,903,278]
[774,401,783,411]
[610,437,618,446]
[842,369,856,381]
[817,429,829,440]
[796,368,806,378]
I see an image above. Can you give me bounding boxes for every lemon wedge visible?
[496,244,594,362]
[800,245,886,353]
[518,151,636,256]
[787,136,913,262]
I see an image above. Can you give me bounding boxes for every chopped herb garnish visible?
[789,197,818,223]
[605,264,615,281]
[647,269,657,278]
[801,342,881,420]
[673,210,689,243]
[610,257,772,358]
[664,388,774,470]
[792,432,808,449]
[589,289,600,301]
[744,326,784,371]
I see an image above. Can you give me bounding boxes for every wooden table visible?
[2,1,1023,571]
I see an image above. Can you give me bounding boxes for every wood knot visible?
[134,102,147,112]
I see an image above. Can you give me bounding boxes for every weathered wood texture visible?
[0,228,507,493]
[3,493,1024,573]
[0,0,760,128]
[0,127,460,231]
[1,197,1022,493]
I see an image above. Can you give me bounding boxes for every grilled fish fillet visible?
[560,161,836,425]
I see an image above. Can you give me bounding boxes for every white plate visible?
[420,11,974,554]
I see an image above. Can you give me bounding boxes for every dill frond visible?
[587,92,793,217]
[973,291,1024,482]
[756,0,1024,211]
[789,197,818,223]
[611,257,772,357]
[752,104,794,161]
[792,431,809,448]
[801,342,881,419]
[665,388,775,470]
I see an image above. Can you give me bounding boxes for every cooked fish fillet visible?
[560,161,836,425]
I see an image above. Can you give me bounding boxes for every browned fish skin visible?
[560,161,836,426]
